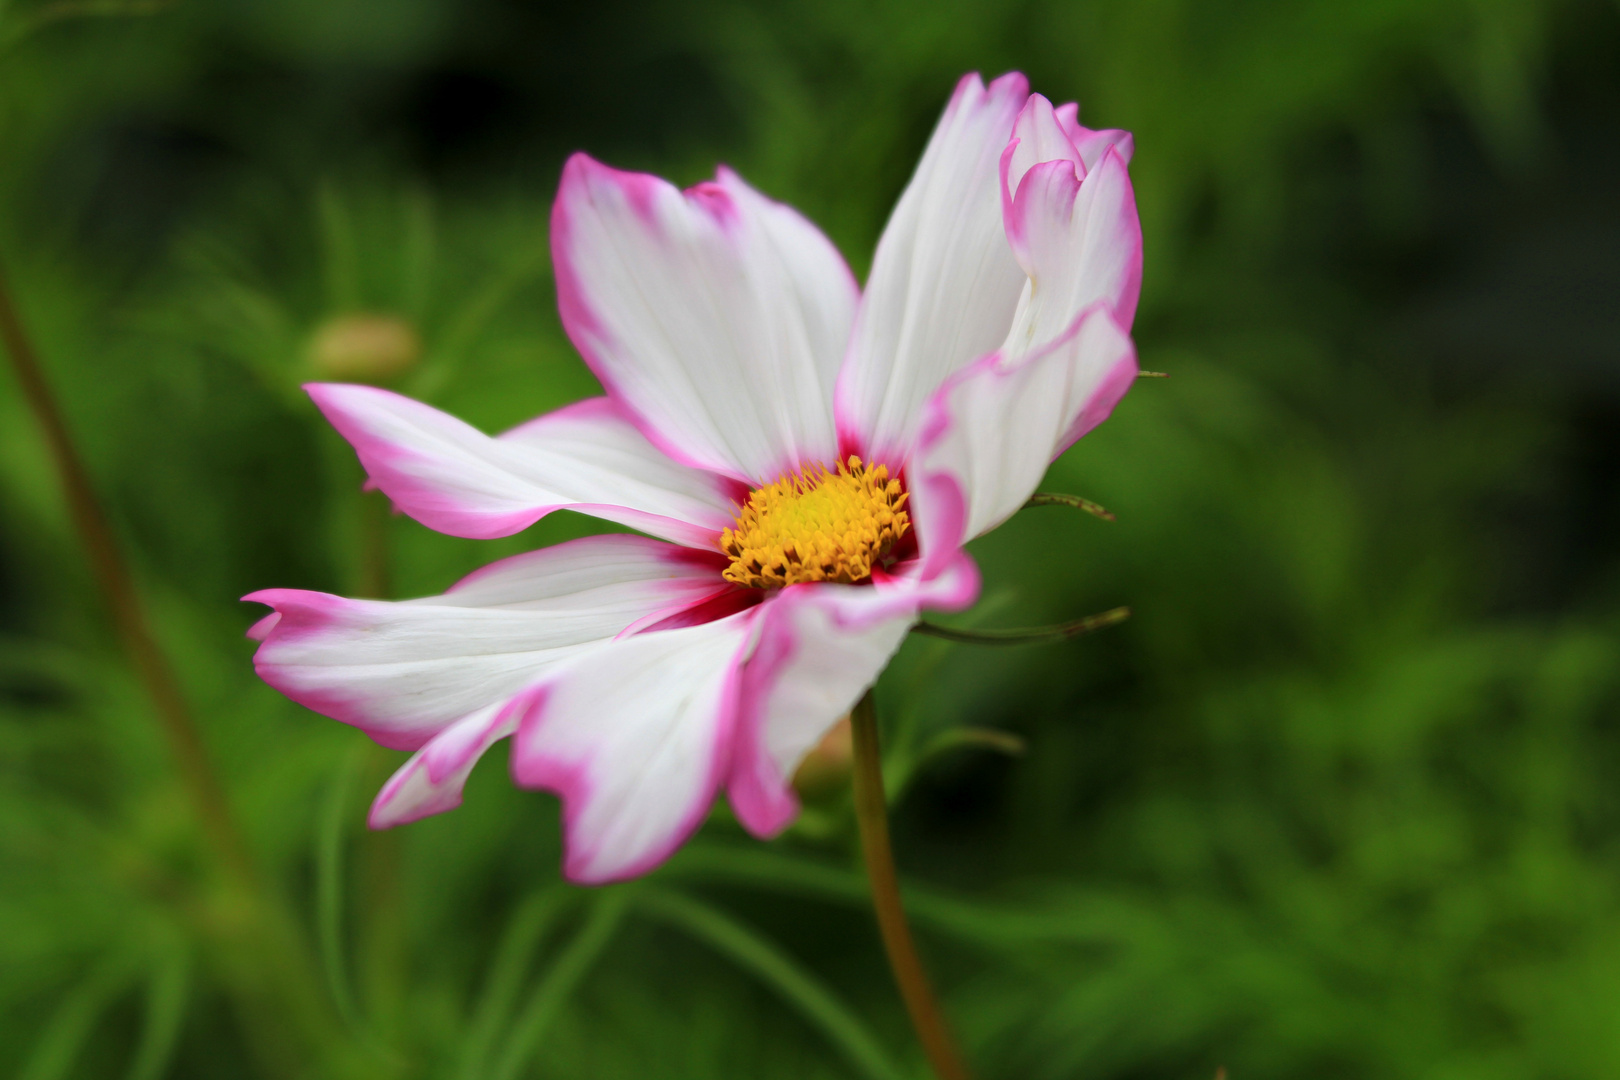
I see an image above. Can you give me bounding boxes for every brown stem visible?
[0,255,366,1076]
[0,254,256,884]
[849,690,972,1080]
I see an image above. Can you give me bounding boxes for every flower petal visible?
[552,155,856,482]
[1001,147,1142,356]
[1000,93,1085,229]
[244,534,729,753]
[510,611,758,883]
[910,305,1137,563]
[309,385,741,548]
[836,71,1030,466]
[727,552,980,836]
[368,699,519,828]
[1053,101,1135,170]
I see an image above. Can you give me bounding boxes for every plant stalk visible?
[849,690,971,1080]
[0,254,255,885]
[0,253,365,1075]
[913,606,1130,646]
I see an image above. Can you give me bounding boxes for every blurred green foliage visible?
[2,0,1619,1077]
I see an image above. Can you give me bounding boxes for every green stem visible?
[913,606,1130,646]
[849,690,972,1080]
[316,750,362,1031]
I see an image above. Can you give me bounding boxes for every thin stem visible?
[356,488,392,601]
[913,606,1130,646]
[315,750,363,1031]
[1023,492,1114,521]
[352,470,406,1035]
[849,690,971,1080]
[0,254,254,885]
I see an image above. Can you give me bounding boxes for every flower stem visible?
[0,254,255,885]
[849,690,971,1080]
[913,605,1130,646]
[1023,491,1115,521]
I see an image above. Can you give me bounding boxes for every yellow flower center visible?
[722,457,910,589]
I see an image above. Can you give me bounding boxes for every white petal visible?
[1001,148,1142,358]
[910,306,1137,563]
[309,385,741,549]
[728,553,980,836]
[510,611,758,883]
[836,72,1030,466]
[245,534,730,752]
[552,155,856,483]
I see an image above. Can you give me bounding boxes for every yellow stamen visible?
[722,456,910,589]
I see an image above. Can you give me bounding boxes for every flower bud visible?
[307,312,420,382]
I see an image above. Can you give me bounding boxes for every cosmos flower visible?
[245,72,1141,883]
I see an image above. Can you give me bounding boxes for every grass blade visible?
[641,889,909,1080]
[124,949,190,1080]
[19,956,136,1080]
[454,885,574,1080]
[488,888,630,1080]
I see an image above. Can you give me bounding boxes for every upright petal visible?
[510,611,758,883]
[1053,101,1135,170]
[309,386,742,548]
[1000,93,1086,226]
[728,552,980,836]
[910,305,1137,565]
[836,71,1031,466]
[1001,147,1142,356]
[552,155,857,483]
[245,534,730,753]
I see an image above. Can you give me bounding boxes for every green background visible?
[3,0,1619,1076]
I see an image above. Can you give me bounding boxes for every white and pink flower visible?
[246,72,1142,884]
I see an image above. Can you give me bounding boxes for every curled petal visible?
[1002,147,1142,355]
[1000,93,1086,228]
[309,385,741,549]
[911,305,1137,566]
[1053,101,1135,170]
[553,155,855,483]
[511,612,758,884]
[836,71,1030,466]
[728,553,980,836]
